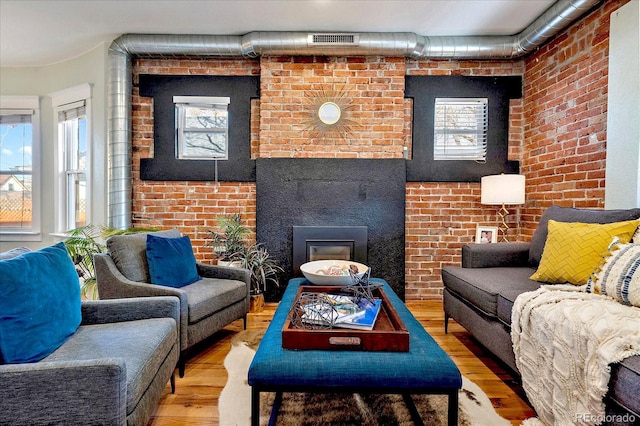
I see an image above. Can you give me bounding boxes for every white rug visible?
[219,330,511,426]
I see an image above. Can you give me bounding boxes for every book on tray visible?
[301,293,382,331]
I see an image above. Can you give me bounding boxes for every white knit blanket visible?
[511,285,640,426]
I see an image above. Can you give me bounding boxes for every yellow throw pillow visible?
[530,219,640,285]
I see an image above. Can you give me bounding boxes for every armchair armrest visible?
[196,262,250,283]
[462,242,531,268]
[81,296,180,327]
[0,359,127,425]
[94,253,188,351]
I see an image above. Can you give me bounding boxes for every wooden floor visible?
[148,300,536,425]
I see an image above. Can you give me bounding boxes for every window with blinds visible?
[0,107,36,233]
[174,96,230,160]
[434,98,488,161]
[57,100,87,230]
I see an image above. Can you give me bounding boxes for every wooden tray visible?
[282,285,410,352]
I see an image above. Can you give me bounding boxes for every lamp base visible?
[497,204,510,242]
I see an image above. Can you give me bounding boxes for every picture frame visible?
[475,226,498,244]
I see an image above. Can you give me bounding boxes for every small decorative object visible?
[346,267,382,302]
[289,292,335,330]
[475,226,498,244]
[302,83,359,138]
[481,173,525,242]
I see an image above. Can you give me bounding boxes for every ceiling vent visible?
[308,33,360,46]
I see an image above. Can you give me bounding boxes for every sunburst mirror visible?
[302,84,359,138]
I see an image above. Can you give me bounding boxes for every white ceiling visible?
[0,0,556,68]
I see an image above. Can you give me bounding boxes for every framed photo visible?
[476,226,498,244]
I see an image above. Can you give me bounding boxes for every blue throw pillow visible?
[146,234,202,288]
[0,242,81,364]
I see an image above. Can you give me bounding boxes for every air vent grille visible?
[308,34,360,46]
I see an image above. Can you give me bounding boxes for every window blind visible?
[57,100,86,121]
[434,98,488,161]
[0,109,33,125]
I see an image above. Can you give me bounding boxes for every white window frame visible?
[434,97,488,162]
[174,96,230,160]
[51,83,91,233]
[0,96,41,240]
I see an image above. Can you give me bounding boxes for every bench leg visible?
[251,387,260,426]
[268,392,282,426]
[402,394,424,426]
[448,389,459,426]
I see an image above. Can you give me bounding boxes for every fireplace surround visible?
[256,158,406,300]
[292,225,368,276]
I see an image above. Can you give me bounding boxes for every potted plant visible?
[237,243,284,311]
[64,224,105,300]
[64,224,158,299]
[206,214,249,265]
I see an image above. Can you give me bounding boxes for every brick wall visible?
[131,58,260,261]
[259,56,407,159]
[519,0,628,239]
[129,0,620,299]
[404,60,525,298]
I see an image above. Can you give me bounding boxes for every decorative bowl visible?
[300,260,369,286]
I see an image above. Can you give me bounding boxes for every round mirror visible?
[318,102,341,125]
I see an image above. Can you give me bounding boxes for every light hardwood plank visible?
[148,300,535,425]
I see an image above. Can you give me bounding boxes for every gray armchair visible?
[0,296,180,426]
[94,229,250,376]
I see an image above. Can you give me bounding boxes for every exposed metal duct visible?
[106,45,132,230]
[107,0,602,228]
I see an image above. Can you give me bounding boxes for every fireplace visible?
[256,158,406,300]
[292,226,367,276]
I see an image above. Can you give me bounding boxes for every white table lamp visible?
[481,174,525,242]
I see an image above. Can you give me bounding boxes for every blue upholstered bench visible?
[248,278,462,425]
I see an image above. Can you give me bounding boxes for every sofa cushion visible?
[183,277,248,324]
[531,219,639,285]
[107,229,181,282]
[0,242,81,364]
[609,355,640,417]
[442,266,538,317]
[0,246,30,260]
[42,317,177,415]
[496,281,542,327]
[146,234,201,288]
[529,206,640,267]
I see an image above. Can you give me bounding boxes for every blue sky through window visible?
[0,122,33,176]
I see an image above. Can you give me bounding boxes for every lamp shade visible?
[481,174,525,205]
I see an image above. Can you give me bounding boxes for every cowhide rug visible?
[218,330,511,426]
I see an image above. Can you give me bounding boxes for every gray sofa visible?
[442,205,640,424]
[0,246,179,426]
[94,229,250,376]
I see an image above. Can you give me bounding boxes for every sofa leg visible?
[444,313,449,334]
[243,314,247,330]
[170,372,176,394]
[178,357,186,378]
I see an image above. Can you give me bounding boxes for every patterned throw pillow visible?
[587,240,640,307]
[530,219,640,285]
